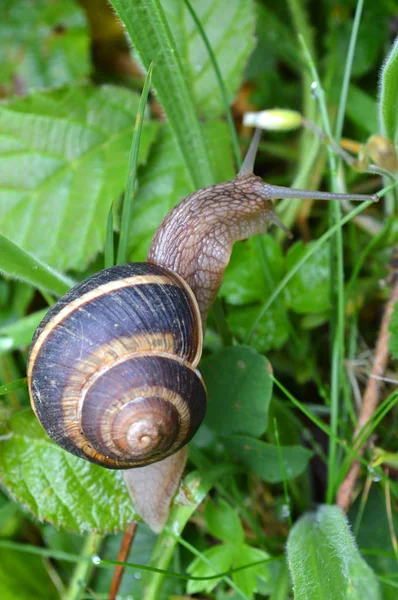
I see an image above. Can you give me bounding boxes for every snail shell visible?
[27,263,206,468]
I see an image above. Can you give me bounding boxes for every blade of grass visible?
[244,199,375,343]
[117,63,153,265]
[183,0,241,168]
[0,539,279,582]
[104,204,114,269]
[297,33,364,503]
[0,377,28,397]
[175,534,250,600]
[0,233,73,296]
[108,0,214,189]
[334,0,364,141]
[274,418,292,529]
[0,309,47,356]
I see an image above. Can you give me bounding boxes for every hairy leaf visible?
[0,410,137,534]
[379,36,398,143]
[0,86,158,271]
[287,505,381,600]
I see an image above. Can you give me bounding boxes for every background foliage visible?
[0,0,398,599]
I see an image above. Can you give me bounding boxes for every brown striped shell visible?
[27,263,206,469]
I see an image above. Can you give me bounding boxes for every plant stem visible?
[62,532,102,600]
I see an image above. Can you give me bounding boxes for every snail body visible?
[27,129,378,531]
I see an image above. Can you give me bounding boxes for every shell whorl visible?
[27,263,206,468]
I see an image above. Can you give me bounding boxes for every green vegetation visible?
[0,1,398,598]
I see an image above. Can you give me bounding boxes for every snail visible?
[27,129,378,531]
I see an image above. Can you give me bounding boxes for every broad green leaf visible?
[162,0,256,117]
[0,547,58,600]
[0,309,46,356]
[201,346,273,438]
[187,543,236,594]
[223,435,312,483]
[204,497,244,545]
[287,505,381,600]
[0,234,73,296]
[379,36,398,143]
[109,0,214,189]
[284,241,330,314]
[130,121,234,260]
[0,0,90,90]
[0,410,137,534]
[388,300,398,359]
[233,544,271,597]
[0,86,159,271]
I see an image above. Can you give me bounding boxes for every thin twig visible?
[336,262,398,512]
[108,522,138,600]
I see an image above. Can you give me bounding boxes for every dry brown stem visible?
[108,521,138,600]
[336,271,398,512]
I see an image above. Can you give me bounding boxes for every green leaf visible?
[287,505,381,600]
[0,86,159,271]
[388,298,398,359]
[284,241,330,314]
[379,36,398,142]
[130,121,234,260]
[227,304,290,353]
[201,346,273,438]
[162,0,256,117]
[220,237,290,353]
[204,498,244,545]
[221,237,284,305]
[0,0,90,90]
[222,435,312,483]
[0,410,137,534]
[187,543,236,594]
[233,544,271,597]
[0,547,58,600]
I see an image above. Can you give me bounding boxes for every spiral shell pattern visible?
[27,263,206,468]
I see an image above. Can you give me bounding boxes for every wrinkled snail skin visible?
[147,174,276,323]
[27,263,206,469]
